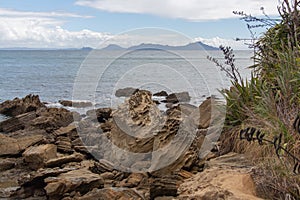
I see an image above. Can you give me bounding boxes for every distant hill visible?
[101,44,126,51]
[102,41,217,51]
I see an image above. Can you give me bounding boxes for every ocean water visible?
[0,49,253,109]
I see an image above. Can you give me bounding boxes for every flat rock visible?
[44,168,104,199]
[45,153,84,168]
[86,108,112,123]
[150,175,178,200]
[77,187,144,200]
[177,153,262,200]
[59,100,93,108]
[115,87,139,97]
[23,144,57,170]
[0,134,43,156]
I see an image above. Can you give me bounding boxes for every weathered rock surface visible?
[0,94,45,117]
[0,94,262,200]
[115,87,139,97]
[177,153,262,200]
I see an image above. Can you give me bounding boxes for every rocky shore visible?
[0,91,262,199]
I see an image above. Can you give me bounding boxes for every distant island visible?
[0,42,218,51]
[102,41,218,51]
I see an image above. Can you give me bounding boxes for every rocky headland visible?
[0,91,262,199]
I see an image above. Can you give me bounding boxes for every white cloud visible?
[0,8,250,49]
[0,8,112,48]
[75,0,280,21]
[194,37,249,50]
[0,8,93,18]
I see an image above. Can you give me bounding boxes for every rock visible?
[90,159,115,174]
[115,87,139,97]
[56,136,73,153]
[0,134,43,156]
[0,158,16,172]
[0,94,45,117]
[45,153,84,168]
[191,97,219,129]
[108,90,163,169]
[162,92,191,104]
[0,111,36,133]
[150,106,199,174]
[59,100,93,108]
[86,108,112,123]
[153,91,168,97]
[23,144,57,170]
[44,169,104,199]
[177,153,262,200]
[77,187,144,200]
[31,108,74,131]
[117,173,146,188]
[150,175,178,200]
[54,124,77,137]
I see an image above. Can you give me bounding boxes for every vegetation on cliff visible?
[215,0,300,199]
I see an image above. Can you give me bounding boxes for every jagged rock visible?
[162,92,191,104]
[150,175,178,200]
[0,111,36,133]
[44,169,104,199]
[23,144,57,170]
[0,94,45,117]
[0,134,43,156]
[115,87,139,97]
[45,153,84,168]
[77,187,144,200]
[31,108,74,131]
[150,106,199,174]
[111,90,162,152]
[56,136,73,153]
[86,108,112,123]
[59,100,93,108]
[153,91,168,97]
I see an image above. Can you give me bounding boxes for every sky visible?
[0,0,281,49]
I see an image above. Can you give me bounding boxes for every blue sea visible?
[0,49,253,109]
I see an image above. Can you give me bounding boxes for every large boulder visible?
[0,94,45,117]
